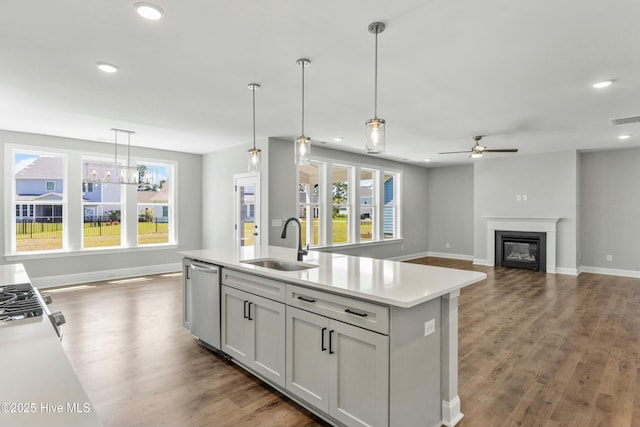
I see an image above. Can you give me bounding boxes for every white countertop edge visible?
[180,248,487,308]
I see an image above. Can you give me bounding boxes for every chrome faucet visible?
[281,217,308,261]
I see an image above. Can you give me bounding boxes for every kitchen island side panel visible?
[389,297,442,427]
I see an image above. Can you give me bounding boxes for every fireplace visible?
[495,230,546,272]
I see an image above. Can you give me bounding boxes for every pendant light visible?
[247,83,261,172]
[295,58,311,165]
[365,22,386,155]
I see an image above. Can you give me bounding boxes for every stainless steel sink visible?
[242,258,317,271]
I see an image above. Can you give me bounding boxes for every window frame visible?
[297,156,402,248]
[4,143,178,259]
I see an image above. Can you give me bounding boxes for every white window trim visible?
[4,143,178,257]
[297,155,402,248]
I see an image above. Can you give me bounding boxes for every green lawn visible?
[300,219,372,244]
[15,222,168,251]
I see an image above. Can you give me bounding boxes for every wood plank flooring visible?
[47,260,640,427]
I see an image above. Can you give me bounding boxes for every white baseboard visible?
[472,258,491,266]
[579,265,640,279]
[31,262,183,288]
[442,396,464,427]
[388,251,431,261]
[426,251,474,261]
[555,267,579,276]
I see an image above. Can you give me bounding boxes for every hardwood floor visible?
[47,260,640,427]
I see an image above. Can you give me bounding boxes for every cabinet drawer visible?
[287,284,389,335]
[221,268,286,302]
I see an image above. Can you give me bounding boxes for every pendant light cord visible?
[252,86,256,150]
[301,63,305,136]
[374,30,378,119]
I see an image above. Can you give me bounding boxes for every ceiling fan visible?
[439,136,518,158]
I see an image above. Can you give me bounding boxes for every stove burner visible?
[0,283,44,322]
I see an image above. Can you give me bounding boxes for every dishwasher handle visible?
[190,264,219,274]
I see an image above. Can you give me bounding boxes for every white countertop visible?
[180,247,486,308]
[0,264,102,427]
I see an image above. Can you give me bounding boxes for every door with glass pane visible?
[234,173,260,259]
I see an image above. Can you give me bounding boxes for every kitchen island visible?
[180,247,486,427]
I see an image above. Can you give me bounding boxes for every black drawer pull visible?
[297,296,316,303]
[329,329,334,354]
[345,308,368,317]
[321,327,327,351]
[243,301,249,319]
[248,302,253,320]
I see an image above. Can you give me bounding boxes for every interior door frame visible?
[233,172,261,258]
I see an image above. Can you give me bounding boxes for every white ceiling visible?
[1,0,639,167]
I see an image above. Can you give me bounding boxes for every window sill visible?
[4,243,180,262]
[312,238,403,252]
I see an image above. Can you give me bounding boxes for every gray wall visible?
[202,139,269,252]
[1,130,202,284]
[474,151,578,270]
[427,165,474,257]
[268,138,429,259]
[580,148,640,271]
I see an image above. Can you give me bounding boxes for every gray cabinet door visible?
[329,320,389,427]
[250,294,286,388]
[221,285,252,363]
[286,306,330,413]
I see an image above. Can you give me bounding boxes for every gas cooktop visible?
[0,283,44,322]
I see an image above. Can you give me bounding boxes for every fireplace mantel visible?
[484,217,560,273]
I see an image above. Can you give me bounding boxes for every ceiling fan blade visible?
[483,148,519,153]
[439,150,471,154]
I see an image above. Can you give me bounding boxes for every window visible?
[13,152,65,252]
[297,159,401,247]
[298,162,321,246]
[383,172,400,239]
[359,169,376,241]
[331,165,351,244]
[82,160,123,249]
[6,144,177,256]
[137,162,172,245]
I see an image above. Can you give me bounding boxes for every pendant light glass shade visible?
[295,58,311,165]
[295,135,310,165]
[365,22,386,155]
[365,117,385,154]
[247,83,261,172]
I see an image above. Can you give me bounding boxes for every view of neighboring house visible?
[82,164,123,221]
[15,156,64,223]
[136,180,170,223]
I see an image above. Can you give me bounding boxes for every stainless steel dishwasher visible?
[185,260,221,350]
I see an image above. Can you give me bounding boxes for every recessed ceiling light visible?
[96,62,119,73]
[333,136,343,142]
[618,134,631,140]
[592,80,613,89]
[135,2,164,20]
[423,158,432,162]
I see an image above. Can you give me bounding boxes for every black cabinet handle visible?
[321,327,327,351]
[329,330,334,354]
[248,302,253,320]
[243,301,249,319]
[297,296,316,303]
[345,308,368,317]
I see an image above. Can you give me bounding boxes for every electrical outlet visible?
[445,243,450,249]
[523,194,528,201]
[516,194,522,201]
[424,319,435,337]
[606,254,613,262]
